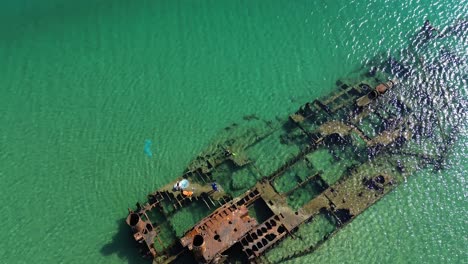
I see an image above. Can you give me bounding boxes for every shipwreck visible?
[124,21,466,263]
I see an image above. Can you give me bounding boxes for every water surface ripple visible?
[0,0,466,263]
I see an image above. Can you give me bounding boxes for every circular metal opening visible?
[193,234,204,247]
[129,213,140,226]
[146,223,153,232]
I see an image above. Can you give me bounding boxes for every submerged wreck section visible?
[125,21,465,263]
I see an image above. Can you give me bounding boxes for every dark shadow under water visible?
[100,218,149,264]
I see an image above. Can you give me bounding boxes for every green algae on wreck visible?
[125,20,466,264]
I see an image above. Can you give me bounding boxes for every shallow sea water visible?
[0,0,466,263]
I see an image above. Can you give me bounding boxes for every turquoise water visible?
[0,0,466,263]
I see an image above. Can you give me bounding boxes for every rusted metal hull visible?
[124,22,464,264]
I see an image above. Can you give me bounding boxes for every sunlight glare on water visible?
[0,0,466,263]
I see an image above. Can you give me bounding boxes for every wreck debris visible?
[123,21,464,264]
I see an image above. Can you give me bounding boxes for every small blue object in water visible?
[144,139,153,157]
[211,182,218,192]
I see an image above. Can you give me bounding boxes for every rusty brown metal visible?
[356,79,398,107]
[124,29,459,262]
[181,204,257,262]
[176,180,317,262]
[126,211,158,257]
